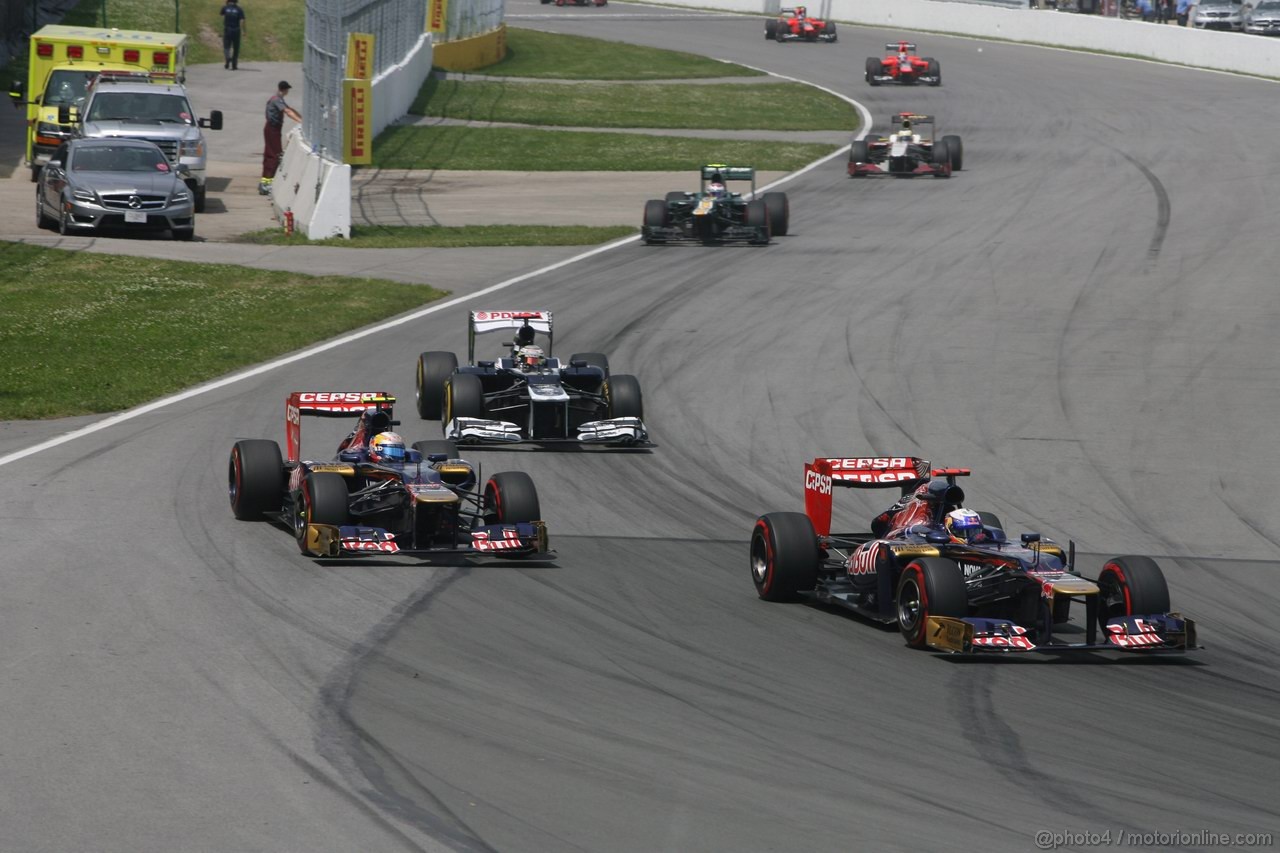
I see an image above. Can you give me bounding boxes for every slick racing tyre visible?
[942,134,963,171]
[926,58,941,86]
[1097,555,1170,631]
[229,439,284,520]
[896,557,967,648]
[444,372,485,423]
[751,512,819,601]
[765,19,778,39]
[295,471,350,553]
[931,138,953,177]
[606,374,643,419]
[825,21,837,41]
[484,471,541,525]
[416,350,458,420]
[849,140,871,177]
[744,198,770,242]
[865,57,882,85]
[762,191,789,237]
[643,199,669,227]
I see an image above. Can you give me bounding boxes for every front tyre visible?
[750,512,819,601]
[294,471,350,553]
[941,134,963,171]
[896,557,968,647]
[606,374,643,419]
[416,350,459,420]
[484,471,541,525]
[926,58,941,86]
[229,439,284,520]
[444,372,485,423]
[865,57,882,85]
[1097,555,1171,630]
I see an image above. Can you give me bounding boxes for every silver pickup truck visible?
[60,75,222,212]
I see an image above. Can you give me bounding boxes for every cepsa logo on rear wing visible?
[803,456,932,537]
[285,391,395,462]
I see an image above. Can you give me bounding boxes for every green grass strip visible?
[412,79,858,131]
[482,27,765,79]
[0,242,445,419]
[236,224,637,247]
[372,125,842,171]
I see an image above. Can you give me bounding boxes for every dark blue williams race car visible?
[228,391,550,559]
[750,456,1198,654]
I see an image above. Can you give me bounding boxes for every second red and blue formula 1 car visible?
[228,391,551,559]
[750,456,1198,654]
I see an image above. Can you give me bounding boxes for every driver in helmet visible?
[516,344,547,371]
[708,180,727,199]
[796,5,807,17]
[368,431,407,464]
[945,508,987,545]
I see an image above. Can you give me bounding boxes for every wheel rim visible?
[228,451,241,508]
[750,533,770,586]
[1097,567,1129,625]
[294,485,311,540]
[897,575,923,631]
[415,360,423,406]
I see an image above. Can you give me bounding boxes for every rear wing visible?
[285,391,394,462]
[468,310,552,363]
[701,164,754,182]
[888,42,918,51]
[803,456,934,537]
[893,112,933,124]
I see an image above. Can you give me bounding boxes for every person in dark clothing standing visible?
[261,81,302,195]
[220,0,246,70]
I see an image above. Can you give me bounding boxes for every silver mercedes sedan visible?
[35,137,196,240]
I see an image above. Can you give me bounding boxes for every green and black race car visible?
[641,164,789,245]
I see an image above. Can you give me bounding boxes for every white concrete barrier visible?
[272,128,352,240]
[701,0,1280,78]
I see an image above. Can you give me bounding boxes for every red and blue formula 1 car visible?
[866,42,941,86]
[750,456,1197,654]
[228,391,551,559]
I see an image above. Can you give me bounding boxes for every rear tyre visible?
[865,57,882,85]
[896,557,968,647]
[568,351,610,377]
[444,372,485,422]
[416,350,458,420]
[744,198,770,241]
[942,134,963,171]
[762,191,789,236]
[1097,555,1171,631]
[295,471,350,552]
[926,58,941,86]
[606,374,643,419]
[412,439,459,460]
[931,138,953,177]
[484,471,541,525]
[643,199,668,227]
[229,439,284,520]
[750,512,820,601]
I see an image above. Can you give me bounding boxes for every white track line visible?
[0,71,872,469]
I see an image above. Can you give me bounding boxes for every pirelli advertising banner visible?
[342,78,372,165]
[345,33,374,79]
[427,0,448,33]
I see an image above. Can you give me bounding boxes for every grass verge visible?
[413,79,857,131]
[0,242,445,420]
[236,224,638,247]
[373,126,842,171]
[58,0,304,66]
[480,27,764,79]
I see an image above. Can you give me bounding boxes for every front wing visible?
[301,521,552,558]
[924,613,1198,655]
[445,415,650,446]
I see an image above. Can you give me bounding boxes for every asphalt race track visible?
[3,4,1280,851]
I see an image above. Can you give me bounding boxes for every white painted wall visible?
[707,0,1280,78]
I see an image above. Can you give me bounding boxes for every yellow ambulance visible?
[8,24,188,181]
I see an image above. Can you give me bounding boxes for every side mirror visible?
[1020,532,1041,546]
[200,109,223,131]
[47,158,62,170]
[8,80,24,104]
[176,164,191,176]
[57,104,77,124]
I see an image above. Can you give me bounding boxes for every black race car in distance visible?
[642,164,789,245]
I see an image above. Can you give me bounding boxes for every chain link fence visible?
[302,0,505,158]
